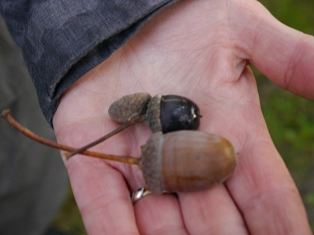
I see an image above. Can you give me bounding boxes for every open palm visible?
[53,1,314,234]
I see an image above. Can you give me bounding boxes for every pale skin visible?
[53,0,314,234]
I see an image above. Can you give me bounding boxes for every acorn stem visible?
[1,109,139,165]
[65,116,144,158]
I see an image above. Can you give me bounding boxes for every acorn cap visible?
[145,95,162,132]
[108,92,151,123]
[140,131,164,194]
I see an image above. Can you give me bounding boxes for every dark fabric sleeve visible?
[0,0,177,126]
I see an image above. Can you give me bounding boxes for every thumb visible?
[234,1,314,100]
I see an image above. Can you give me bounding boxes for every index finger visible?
[65,156,140,235]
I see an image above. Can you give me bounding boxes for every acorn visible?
[140,131,236,193]
[108,92,201,133]
[108,92,152,123]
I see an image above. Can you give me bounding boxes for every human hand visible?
[53,0,314,234]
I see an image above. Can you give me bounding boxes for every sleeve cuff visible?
[21,0,177,126]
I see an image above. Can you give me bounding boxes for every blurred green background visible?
[51,0,314,234]
[256,0,314,230]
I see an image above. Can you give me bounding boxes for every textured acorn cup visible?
[140,131,236,194]
[108,92,152,123]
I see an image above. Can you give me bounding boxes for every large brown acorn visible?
[140,131,236,193]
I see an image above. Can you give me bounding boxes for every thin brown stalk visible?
[1,109,139,165]
[65,116,143,158]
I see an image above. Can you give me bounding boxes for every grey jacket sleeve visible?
[0,0,177,126]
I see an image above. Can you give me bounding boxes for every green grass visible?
[51,188,86,235]
[52,0,314,233]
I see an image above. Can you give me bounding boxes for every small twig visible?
[65,116,143,158]
[1,109,139,165]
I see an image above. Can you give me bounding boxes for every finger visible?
[226,67,312,234]
[134,193,188,235]
[179,185,249,235]
[233,0,314,99]
[228,139,312,235]
[65,156,140,235]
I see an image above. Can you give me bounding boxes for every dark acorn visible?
[146,94,201,133]
[161,95,201,133]
[109,92,201,134]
